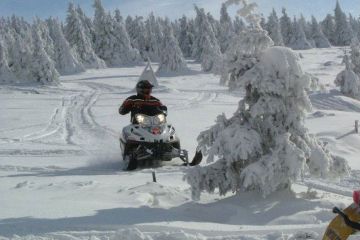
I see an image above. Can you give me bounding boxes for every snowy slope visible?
[0,48,359,239]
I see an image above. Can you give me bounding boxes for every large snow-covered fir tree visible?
[187,0,349,200]
[65,2,105,69]
[156,19,188,74]
[47,17,84,75]
[188,46,349,199]
[335,52,360,98]
[30,25,59,84]
[266,9,284,46]
[351,38,360,74]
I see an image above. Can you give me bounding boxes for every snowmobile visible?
[120,106,202,170]
[323,190,360,240]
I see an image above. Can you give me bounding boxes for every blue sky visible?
[0,0,359,21]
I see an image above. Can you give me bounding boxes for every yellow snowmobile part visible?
[323,204,360,240]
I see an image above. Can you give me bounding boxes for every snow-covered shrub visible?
[186,46,349,200]
[156,19,188,74]
[335,54,360,98]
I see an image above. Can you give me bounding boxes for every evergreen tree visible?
[310,16,331,48]
[288,17,312,50]
[321,14,336,44]
[351,38,360,74]
[266,9,284,46]
[178,16,193,58]
[192,5,222,73]
[126,16,147,59]
[334,0,353,46]
[47,17,84,74]
[65,2,105,68]
[112,10,142,65]
[30,25,59,84]
[144,13,162,61]
[219,3,235,53]
[234,16,246,34]
[335,52,360,97]
[8,33,33,81]
[157,19,187,74]
[280,8,292,46]
[0,40,15,83]
[188,47,348,199]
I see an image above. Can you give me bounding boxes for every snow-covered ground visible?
[0,48,359,239]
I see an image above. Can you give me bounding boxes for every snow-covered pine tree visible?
[280,8,293,46]
[156,18,187,74]
[219,3,235,53]
[178,16,193,58]
[34,18,55,59]
[76,5,95,43]
[65,2,105,69]
[47,17,84,75]
[335,52,360,98]
[288,17,312,50]
[30,24,59,84]
[8,33,33,81]
[192,5,222,73]
[351,38,360,75]
[321,14,336,45]
[234,16,246,34]
[188,46,349,199]
[310,16,331,48]
[144,13,162,61]
[349,14,360,41]
[266,9,284,46]
[186,0,349,200]
[126,16,147,59]
[113,9,142,65]
[0,40,15,83]
[207,12,221,41]
[224,3,273,88]
[334,0,353,46]
[299,15,312,44]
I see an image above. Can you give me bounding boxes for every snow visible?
[0,47,360,239]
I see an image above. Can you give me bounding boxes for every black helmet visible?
[136,80,154,96]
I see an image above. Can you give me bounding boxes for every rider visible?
[119,80,167,121]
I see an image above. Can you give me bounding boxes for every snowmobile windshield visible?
[133,105,165,117]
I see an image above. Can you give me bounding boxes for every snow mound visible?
[125,182,190,208]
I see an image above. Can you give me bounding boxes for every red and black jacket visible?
[119,95,166,120]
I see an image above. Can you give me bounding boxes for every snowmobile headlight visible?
[135,114,151,126]
[154,114,166,125]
